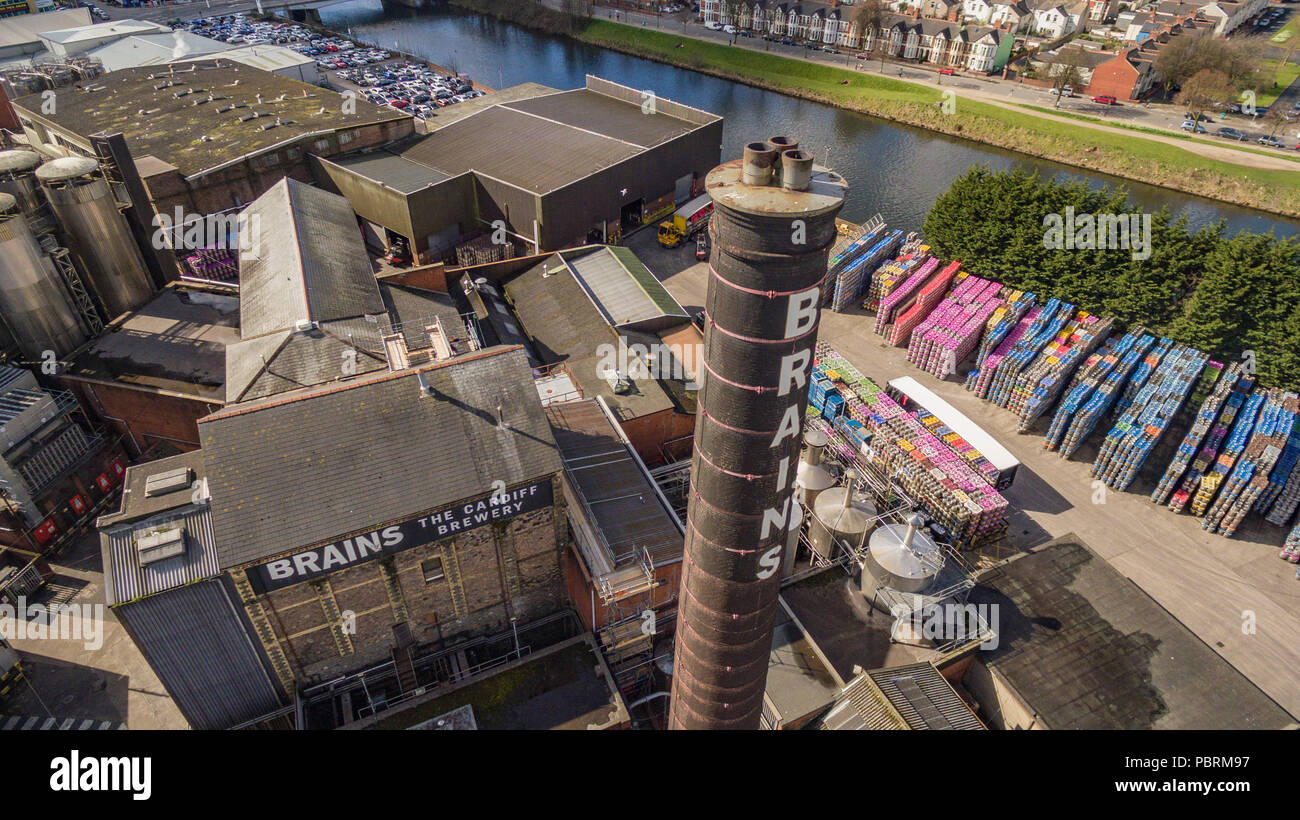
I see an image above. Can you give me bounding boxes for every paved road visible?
[629,226,1300,721]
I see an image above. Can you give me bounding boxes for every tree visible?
[1153,29,1264,101]
[1175,68,1236,126]
[1047,49,1088,108]
[853,0,888,71]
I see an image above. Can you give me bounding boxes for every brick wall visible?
[63,380,215,457]
[249,481,569,686]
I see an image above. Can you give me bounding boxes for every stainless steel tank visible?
[0,150,45,217]
[862,513,943,595]
[0,193,87,360]
[36,156,153,321]
[794,429,836,509]
[808,475,878,560]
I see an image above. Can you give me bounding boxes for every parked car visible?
[1216,127,1249,141]
[822,45,840,53]
[695,232,708,261]
[1258,135,1286,148]
[738,30,755,38]
[723,24,737,34]
[780,37,796,45]
[1184,112,1209,122]
[939,67,956,75]
[705,20,722,30]
[1181,119,1207,133]
[1091,94,1116,105]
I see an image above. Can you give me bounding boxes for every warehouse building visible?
[313,76,723,263]
[98,178,572,729]
[60,178,471,455]
[9,59,413,242]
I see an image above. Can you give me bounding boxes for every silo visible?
[794,429,836,508]
[0,150,45,217]
[0,193,87,360]
[808,479,878,560]
[35,156,153,321]
[669,138,847,730]
[862,513,944,596]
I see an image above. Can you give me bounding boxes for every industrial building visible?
[0,8,90,61]
[314,76,723,262]
[0,364,125,553]
[98,178,577,729]
[502,244,701,466]
[9,59,414,219]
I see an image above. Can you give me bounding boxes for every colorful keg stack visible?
[1090,345,1208,491]
[873,256,940,333]
[1283,520,1300,563]
[828,229,904,312]
[966,302,1041,399]
[864,250,930,312]
[1011,313,1114,432]
[1254,411,1300,515]
[183,247,239,282]
[1265,456,1300,531]
[881,260,963,347]
[1112,337,1174,418]
[1043,330,1136,452]
[915,411,1002,487]
[907,274,1003,378]
[985,298,1074,410]
[1151,363,1242,507]
[1201,391,1298,536]
[808,341,1009,547]
[1169,375,1253,513]
[1188,388,1265,517]
[1054,332,1156,459]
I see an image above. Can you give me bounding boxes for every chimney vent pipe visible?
[742,141,779,186]
[781,150,814,191]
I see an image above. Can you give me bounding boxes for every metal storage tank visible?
[35,156,153,321]
[808,473,878,560]
[0,193,87,360]
[795,429,836,508]
[0,150,45,217]
[861,513,943,595]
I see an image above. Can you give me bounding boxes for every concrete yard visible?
[628,226,1300,721]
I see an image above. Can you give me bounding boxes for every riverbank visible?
[450,0,1300,219]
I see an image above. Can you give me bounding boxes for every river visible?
[319,1,1298,238]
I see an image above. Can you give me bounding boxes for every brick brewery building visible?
[98,180,574,729]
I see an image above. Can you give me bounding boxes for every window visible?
[286,146,303,161]
[313,138,330,152]
[338,129,358,145]
[421,556,445,583]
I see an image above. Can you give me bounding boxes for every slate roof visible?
[199,346,561,569]
[969,535,1297,729]
[238,177,386,339]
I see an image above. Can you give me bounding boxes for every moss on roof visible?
[14,60,409,178]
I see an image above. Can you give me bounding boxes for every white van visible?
[723,24,737,34]
[705,20,722,30]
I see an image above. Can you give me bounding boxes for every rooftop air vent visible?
[144,466,193,497]
[136,526,186,566]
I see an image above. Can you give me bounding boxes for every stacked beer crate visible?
[1055,332,1157,459]
[809,342,1009,547]
[1203,391,1299,537]
[906,275,1003,378]
[1011,313,1114,432]
[1090,345,1208,491]
[1253,412,1300,514]
[966,301,1041,399]
[1112,337,1174,418]
[985,298,1075,409]
[828,229,904,312]
[1188,388,1266,517]
[1151,363,1241,507]
[864,251,930,312]
[875,259,959,346]
[916,411,1002,487]
[1265,456,1300,535]
[1043,330,1137,451]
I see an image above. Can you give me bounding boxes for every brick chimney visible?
[911,5,921,18]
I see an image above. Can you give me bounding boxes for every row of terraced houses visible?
[702,0,1016,72]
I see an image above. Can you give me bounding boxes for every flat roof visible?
[368,636,629,730]
[63,285,240,402]
[764,603,842,727]
[86,31,228,72]
[888,376,1020,472]
[970,535,1298,729]
[420,82,558,132]
[12,60,409,178]
[0,9,92,49]
[39,20,171,46]
[331,150,449,194]
[546,399,682,572]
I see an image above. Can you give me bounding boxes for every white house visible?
[1028,0,1087,37]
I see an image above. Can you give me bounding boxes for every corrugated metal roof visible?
[564,247,685,329]
[0,9,91,49]
[101,506,221,605]
[332,151,449,194]
[501,88,699,150]
[86,32,229,72]
[397,105,642,195]
[200,346,561,569]
[818,662,985,730]
[546,400,682,570]
[114,579,282,729]
[238,178,386,338]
